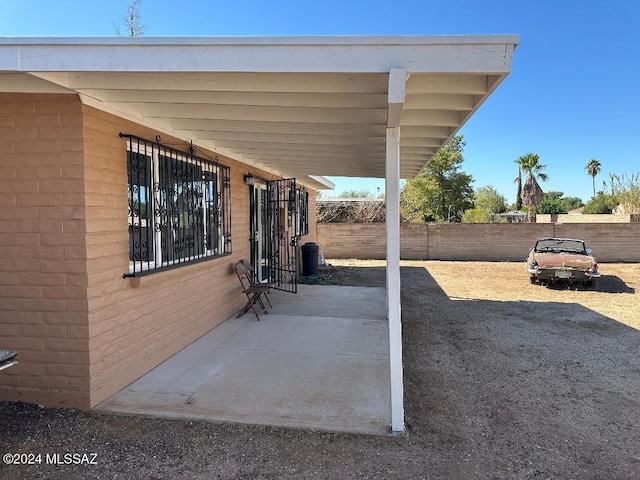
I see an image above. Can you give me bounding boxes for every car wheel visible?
[584,279,595,289]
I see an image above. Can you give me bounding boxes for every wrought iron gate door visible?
[266,178,298,293]
[248,185,258,274]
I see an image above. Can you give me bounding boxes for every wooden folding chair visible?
[235,259,272,320]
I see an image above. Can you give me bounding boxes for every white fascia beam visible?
[386,68,405,434]
[0,36,518,74]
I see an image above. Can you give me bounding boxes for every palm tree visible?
[585,159,601,198]
[516,153,548,222]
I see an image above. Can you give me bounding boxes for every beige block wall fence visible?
[0,93,316,409]
[317,223,640,262]
[537,214,640,223]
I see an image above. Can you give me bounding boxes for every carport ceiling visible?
[0,36,518,181]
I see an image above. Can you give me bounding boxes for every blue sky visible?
[2,0,638,204]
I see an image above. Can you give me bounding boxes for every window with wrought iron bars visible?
[122,134,232,277]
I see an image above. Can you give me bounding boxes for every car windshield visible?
[535,239,586,254]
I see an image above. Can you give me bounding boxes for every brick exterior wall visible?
[82,106,316,408]
[306,192,317,244]
[0,93,90,408]
[317,223,640,262]
[1,93,316,410]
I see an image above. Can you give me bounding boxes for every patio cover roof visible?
[0,35,519,433]
[0,36,518,188]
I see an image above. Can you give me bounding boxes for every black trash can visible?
[301,242,319,276]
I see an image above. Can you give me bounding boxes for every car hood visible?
[533,252,594,269]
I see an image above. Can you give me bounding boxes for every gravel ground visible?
[1,261,639,479]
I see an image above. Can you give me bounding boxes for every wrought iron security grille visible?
[266,178,298,293]
[248,179,311,293]
[123,134,232,277]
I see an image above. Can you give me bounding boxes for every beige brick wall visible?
[317,224,387,259]
[317,223,640,262]
[81,105,301,407]
[537,214,639,223]
[429,223,555,261]
[0,93,90,408]
[1,94,319,410]
[305,190,318,244]
[400,224,430,260]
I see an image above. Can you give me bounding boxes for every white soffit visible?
[0,36,518,180]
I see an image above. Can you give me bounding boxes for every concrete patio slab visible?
[95,285,391,435]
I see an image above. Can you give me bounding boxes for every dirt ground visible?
[1,260,639,479]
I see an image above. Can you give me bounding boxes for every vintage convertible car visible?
[527,237,601,286]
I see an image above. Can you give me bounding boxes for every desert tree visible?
[462,185,508,223]
[583,191,618,214]
[537,192,584,215]
[400,135,474,223]
[335,189,375,199]
[473,185,508,215]
[537,191,567,214]
[114,0,145,37]
[316,199,385,223]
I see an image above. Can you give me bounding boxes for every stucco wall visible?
[316,223,640,262]
[0,93,90,408]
